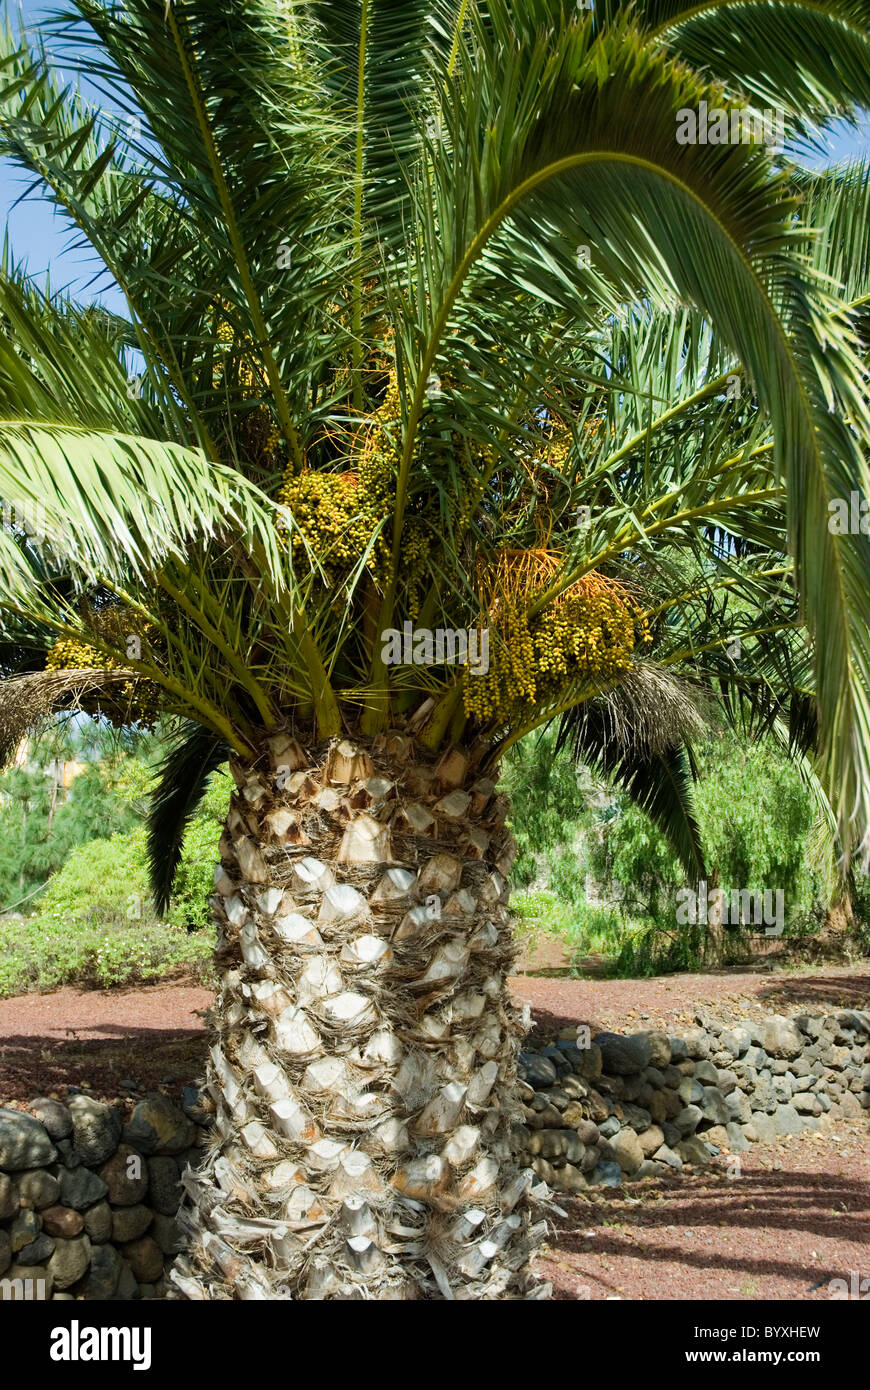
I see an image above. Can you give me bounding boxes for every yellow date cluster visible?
[275,370,487,615]
[276,469,390,587]
[45,617,163,729]
[463,573,649,728]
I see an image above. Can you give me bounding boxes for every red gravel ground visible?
[513,964,870,1043]
[0,980,212,1105]
[535,1135,870,1301]
[516,964,870,1300]
[0,963,866,1301]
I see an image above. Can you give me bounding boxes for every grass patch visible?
[510,887,644,971]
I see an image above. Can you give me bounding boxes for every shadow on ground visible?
[537,1164,870,1300]
[0,1027,208,1101]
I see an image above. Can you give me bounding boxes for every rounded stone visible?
[674,1104,703,1135]
[146,1155,182,1216]
[682,1029,711,1060]
[99,1144,148,1206]
[518,1053,558,1088]
[57,1166,108,1211]
[575,1043,603,1081]
[122,1094,195,1156]
[81,1200,113,1243]
[150,1213,183,1256]
[14,1169,60,1211]
[699,1086,730,1126]
[648,1091,669,1124]
[589,1159,623,1187]
[605,1127,644,1174]
[17,1233,55,1265]
[0,1109,57,1171]
[593,1031,652,1075]
[121,1235,163,1284]
[83,1243,121,1300]
[725,1121,749,1152]
[694,1059,719,1085]
[622,1102,652,1130]
[117,1261,140,1299]
[701,1124,730,1149]
[676,1134,711,1166]
[47,1234,91,1289]
[574,1120,600,1146]
[760,1016,804,1061]
[112,1205,154,1243]
[652,1143,683,1170]
[68,1096,122,1167]
[644,1032,672,1068]
[678,1078,704,1106]
[555,1163,588,1194]
[28,1098,73,1141]
[638,1124,666,1158]
[10,1208,41,1251]
[0,1229,10,1276]
[41,1205,85,1239]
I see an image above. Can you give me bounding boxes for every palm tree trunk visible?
[170,734,550,1300]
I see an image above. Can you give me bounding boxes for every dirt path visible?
[0,965,866,1302]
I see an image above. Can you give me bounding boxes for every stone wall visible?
[0,1089,209,1300]
[1,1006,867,1298]
[514,1009,870,1194]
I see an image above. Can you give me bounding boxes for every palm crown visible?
[0,0,868,866]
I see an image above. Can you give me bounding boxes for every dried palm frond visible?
[0,667,135,768]
[579,663,711,759]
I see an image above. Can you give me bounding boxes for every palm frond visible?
[0,665,133,767]
[147,722,229,914]
[642,0,870,132]
[555,668,707,878]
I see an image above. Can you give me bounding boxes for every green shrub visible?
[0,824,215,996]
[0,911,212,997]
[37,826,152,923]
[502,724,839,977]
[510,887,634,964]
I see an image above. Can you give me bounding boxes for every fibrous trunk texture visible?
[170,732,551,1300]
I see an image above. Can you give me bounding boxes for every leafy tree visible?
[0,719,155,908]
[0,0,867,1300]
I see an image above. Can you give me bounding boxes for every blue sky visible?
[1,2,868,317]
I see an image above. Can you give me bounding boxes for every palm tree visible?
[0,0,868,1300]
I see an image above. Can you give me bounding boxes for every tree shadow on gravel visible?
[0,1026,209,1102]
[540,1167,870,1300]
[756,975,870,1011]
